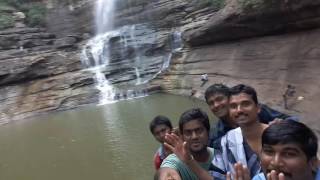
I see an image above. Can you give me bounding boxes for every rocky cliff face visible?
[0,0,320,131]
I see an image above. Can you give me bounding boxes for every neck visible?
[221,116,237,128]
[240,121,267,141]
[192,148,210,163]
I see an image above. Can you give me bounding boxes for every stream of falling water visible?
[81,0,183,105]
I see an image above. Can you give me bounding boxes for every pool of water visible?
[0,93,216,180]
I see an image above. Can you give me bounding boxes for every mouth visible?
[235,114,248,121]
[267,169,292,178]
[214,107,227,115]
[190,141,202,148]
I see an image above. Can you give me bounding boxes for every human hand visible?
[163,173,181,180]
[268,118,283,125]
[267,170,285,180]
[157,168,182,180]
[164,133,192,163]
[226,162,250,180]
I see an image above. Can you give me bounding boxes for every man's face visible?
[182,120,208,154]
[207,93,229,119]
[261,143,317,180]
[229,93,260,126]
[153,124,171,143]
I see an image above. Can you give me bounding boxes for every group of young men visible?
[149,83,319,180]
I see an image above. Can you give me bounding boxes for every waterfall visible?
[81,0,117,104]
[81,0,184,104]
[161,30,183,71]
[171,31,183,52]
[95,0,115,34]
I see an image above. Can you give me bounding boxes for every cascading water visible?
[81,0,183,104]
[95,0,115,34]
[81,0,118,104]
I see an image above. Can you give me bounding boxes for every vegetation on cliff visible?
[0,0,46,30]
[0,13,14,30]
[198,0,226,10]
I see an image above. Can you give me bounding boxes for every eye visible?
[195,128,204,134]
[229,103,237,109]
[184,130,192,137]
[241,101,252,107]
[283,151,298,158]
[207,100,214,106]
[262,148,274,155]
[215,96,224,102]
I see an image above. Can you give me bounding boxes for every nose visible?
[233,104,243,113]
[270,153,284,168]
[159,131,166,138]
[190,131,199,139]
[212,101,222,110]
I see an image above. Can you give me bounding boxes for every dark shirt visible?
[208,104,297,148]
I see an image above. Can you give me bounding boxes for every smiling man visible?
[205,84,293,148]
[211,84,268,179]
[156,108,214,180]
[253,120,319,180]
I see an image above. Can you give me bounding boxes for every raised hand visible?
[226,162,251,180]
[267,170,285,180]
[164,133,193,163]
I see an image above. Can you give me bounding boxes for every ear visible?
[257,104,261,114]
[308,157,318,172]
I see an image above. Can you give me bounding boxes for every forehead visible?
[208,93,227,100]
[153,124,170,132]
[182,119,205,131]
[263,143,304,153]
[229,93,253,103]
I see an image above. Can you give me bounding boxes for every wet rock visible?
[14,22,26,28]
[13,12,26,21]
[54,37,78,49]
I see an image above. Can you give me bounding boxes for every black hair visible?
[179,108,210,134]
[149,115,173,134]
[204,84,230,103]
[262,120,318,160]
[229,84,258,104]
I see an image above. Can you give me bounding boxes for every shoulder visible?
[252,173,266,180]
[208,147,214,153]
[221,127,243,145]
[160,154,182,169]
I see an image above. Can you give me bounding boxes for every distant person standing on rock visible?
[201,74,209,87]
[283,84,296,109]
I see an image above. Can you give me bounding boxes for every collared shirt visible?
[208,104,297,149]
[208,119,233,149]
[209,128,261,179]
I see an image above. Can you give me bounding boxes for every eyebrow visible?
[262,145,301,152]
[282,147,300,152]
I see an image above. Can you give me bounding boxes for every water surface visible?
[0,93,216,180]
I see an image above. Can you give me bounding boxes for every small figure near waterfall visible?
[190,89,197,97]
[200,74,209,87]
[283,84,296,109]
[150,115,173,170]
